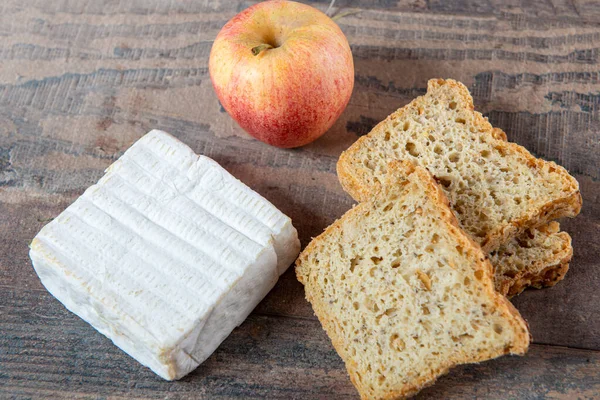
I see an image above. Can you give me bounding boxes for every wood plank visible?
[5,0,598,22]
[2,286,600,399]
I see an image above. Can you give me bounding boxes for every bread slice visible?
[296,160,530,399]
[337,79,581,253]
[491,221,572,297]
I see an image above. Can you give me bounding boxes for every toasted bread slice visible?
[337,79,581,253]
[296,160,530,400]
[491,221,572,297]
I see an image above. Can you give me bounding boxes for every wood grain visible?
[1,0,599,398]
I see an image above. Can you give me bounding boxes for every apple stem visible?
[332,9,361,21]
[251,44,273,56]
[326,0,336,15]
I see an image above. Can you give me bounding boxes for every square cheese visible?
[29,130,300,380]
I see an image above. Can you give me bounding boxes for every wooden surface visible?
[1,0,600,398]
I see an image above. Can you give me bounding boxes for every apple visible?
[209,0,354,148]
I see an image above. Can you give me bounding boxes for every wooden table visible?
[1,1,599,398]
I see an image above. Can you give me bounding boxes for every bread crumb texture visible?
[296,161,530,400]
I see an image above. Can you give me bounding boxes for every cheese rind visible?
[29,130,300,380]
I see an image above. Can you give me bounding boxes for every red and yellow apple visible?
[209,0,354,148]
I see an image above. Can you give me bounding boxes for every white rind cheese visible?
[29,130,301,380]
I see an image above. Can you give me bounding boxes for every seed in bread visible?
[296,160,530,400]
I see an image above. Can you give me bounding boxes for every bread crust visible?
[504,260,570,298]
[297,160,530,400]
